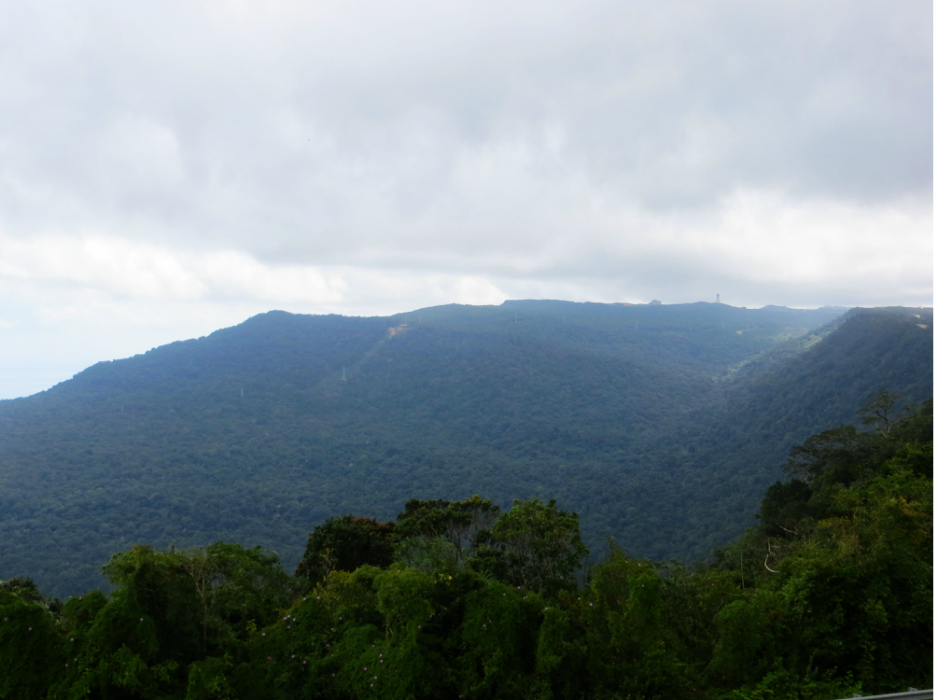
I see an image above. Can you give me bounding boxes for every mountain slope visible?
[631,306,934,556]
[1,302,930,598]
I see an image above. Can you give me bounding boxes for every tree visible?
[0,582,65,699]
[782,425,872,487]
[177,542,290,651]
[52,545,204,699]
[756,479,814,538]
[295,516,396,585]
[205,542,290,640]
[490,499,588,595]
[396,494,500,570]
[585,547,689,698]
[177,548,218,653]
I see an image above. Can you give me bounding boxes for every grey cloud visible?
[0,0,929,292]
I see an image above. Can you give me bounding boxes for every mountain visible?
[0,301,930,598]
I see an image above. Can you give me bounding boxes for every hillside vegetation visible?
[1,399,930,699]
[0,301,930,597]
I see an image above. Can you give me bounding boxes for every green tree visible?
[490,498,588,595]
[295,515,397,586]
[395,494,500,570]
[757,478,814,538]
[583,548,689,698]
[782,425,873,488]
[50,546,200,699]
[178,542,291,652]
[709,397,933,696]
[204,542,290,642]
[456,578,543,698]
[0,581,65,699]
[779,462,933,692]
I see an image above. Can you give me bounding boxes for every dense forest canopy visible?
[1,398,930,699]
[0,301,930,598]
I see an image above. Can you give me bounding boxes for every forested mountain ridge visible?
[0,301,930,598]
[649,305,934,555]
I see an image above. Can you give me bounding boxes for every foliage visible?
[0,584,65,699]
[709,397,933,696]
[581,547,690,698]
[295,516,397,586]
[0,365,932,698]
[489,498,589,596]
[395,494,500,569]
[8,302,927,598]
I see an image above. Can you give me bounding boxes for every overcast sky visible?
[0,0,931,399]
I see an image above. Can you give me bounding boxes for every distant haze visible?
[0,1,931,399]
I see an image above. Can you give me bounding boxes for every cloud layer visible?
[0,0,930,397]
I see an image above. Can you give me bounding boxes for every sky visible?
[0,0,931,399]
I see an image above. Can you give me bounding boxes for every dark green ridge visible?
[0,301,930,598]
